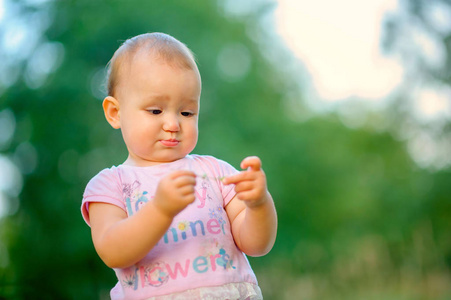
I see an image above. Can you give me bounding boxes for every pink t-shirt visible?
[82,155,258,299]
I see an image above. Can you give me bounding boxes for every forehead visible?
[117,51,201,101]
[129,50,200,82]
[120,46,200,81]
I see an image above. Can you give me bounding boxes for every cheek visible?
[184,121,198,145]
[190,127,199,148]
[188,121,199,137]
[120,126,139,148]
[121,118,151,145]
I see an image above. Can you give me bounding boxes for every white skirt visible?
[144,282,263,300]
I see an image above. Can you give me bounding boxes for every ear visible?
[103,96,121,129]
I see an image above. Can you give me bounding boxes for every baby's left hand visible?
[223,156,269,208]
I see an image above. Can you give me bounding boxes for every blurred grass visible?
[0,0,450,299]
[253,219,451,299]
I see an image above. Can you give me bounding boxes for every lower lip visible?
[160,140,179,147]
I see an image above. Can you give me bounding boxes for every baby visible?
[82,32,277,300]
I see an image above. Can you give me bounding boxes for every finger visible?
[184,194,196,204]
[167,172,196,188]
[240,156,262,171]
[178,192,196,205]
[235,190,259,202]
[174,176,197,188]
[169,170,196,180]
[179,180,196,191]
[223,171,254,185]
[234,181,254,194]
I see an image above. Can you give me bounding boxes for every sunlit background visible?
[0,0,450,299]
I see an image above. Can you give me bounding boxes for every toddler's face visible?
[115,51,201,166]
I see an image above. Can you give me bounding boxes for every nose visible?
[162,113,180,132]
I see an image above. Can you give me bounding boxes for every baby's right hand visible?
[153,170,197,219]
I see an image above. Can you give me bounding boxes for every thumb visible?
[240,156,262,171]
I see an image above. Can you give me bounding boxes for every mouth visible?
[160,139,180,147]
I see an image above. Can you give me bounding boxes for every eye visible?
[181,111,194,117]
[148,109,162,115]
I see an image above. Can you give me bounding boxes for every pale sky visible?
[275,0,403,101]
[0,0,3,20]
[273,0,451,169]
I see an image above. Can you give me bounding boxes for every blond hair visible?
[106,32,198,97]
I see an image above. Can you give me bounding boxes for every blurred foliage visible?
[0,0,450,299]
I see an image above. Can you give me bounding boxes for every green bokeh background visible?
[0,0,450,299]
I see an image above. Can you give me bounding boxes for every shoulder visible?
[82,166,125,226]
[86,166,121,184]
[90,166,120,181]
[188,154,234,167]
[187,154,238,176]
[83,166,122,197]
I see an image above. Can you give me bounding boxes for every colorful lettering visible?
[209,253,221,271]
[163,227,179,243]
[165,260,190,279]
[190,220,205,237]
[195,187,207,208]
[207,218,221,234]
[129,249,237,288]
[193,256,208,273]
[161,218,226,244]
[144,262,169,287]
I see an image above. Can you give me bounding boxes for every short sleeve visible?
[81,167,125,226]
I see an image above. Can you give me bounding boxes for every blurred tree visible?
[382,0,451,169]
[0,0,450,299]
[382,0,451,274]
[0,0,298,298]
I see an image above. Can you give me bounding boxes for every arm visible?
[88,170,196,269]
[223,156,277,257]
